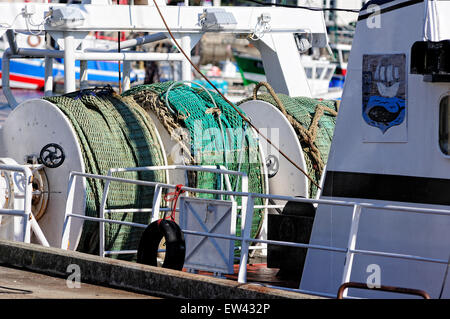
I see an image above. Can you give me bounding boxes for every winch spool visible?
[238,82,339,199]
[1,100,87,248]
[30,166,49,221]
[1,82,270,256]
[122,82,269,240]
[0,156,49,240]
[1,89,168,257]
[238,98,309,201]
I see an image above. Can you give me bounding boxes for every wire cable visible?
[151,0,321,190]
[0,12,22,31]
[243,0,361,13]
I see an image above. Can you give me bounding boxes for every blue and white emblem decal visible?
[362,54,406,133]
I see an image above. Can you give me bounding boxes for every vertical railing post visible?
[181,35,192,82]
[240,174,248,220]
[341,204,363,298]
[99,171,112,257]
[61,174,77,249]
[238,195,254,283]
[79,60,89,90]
[122,61,131,92]
[2,49,18,108]
[151,184,163,222]
[63,32,76,93]
[44,56,54,96]
[241,174,249,194]
[21,167,33,243]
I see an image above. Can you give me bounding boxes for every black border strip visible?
[322,171,450,206]
[358,0,424,21]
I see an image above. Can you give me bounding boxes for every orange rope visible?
[160,184,185,223]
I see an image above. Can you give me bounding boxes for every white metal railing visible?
[0,164,49,246]
[63,165,281,257]
[99,165,249,257]
[61,165,251,255]
[60,165,450,299]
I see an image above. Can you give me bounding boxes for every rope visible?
[43,88,167,259]
[161,184,185,223]
[123,83,266,241]
[126,86,196,164]
[165,80,219,117]
[150,0,321,191]
[247,81,339,198]
[253,82,337,173]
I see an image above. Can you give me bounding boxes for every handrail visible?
[0,164,49,246]
[337,282,431,299]
[62,165,249,257]
[60,166,450,298]
[62,169,450,216]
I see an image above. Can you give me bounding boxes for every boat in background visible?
[329,42,351,91]
[233,49,342,100]
[0,58,146,90]
[0,33,145,90]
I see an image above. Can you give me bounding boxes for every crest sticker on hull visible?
[362,54,406,134]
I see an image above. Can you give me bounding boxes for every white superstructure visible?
[301,0,450,298]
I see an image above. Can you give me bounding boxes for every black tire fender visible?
[137,219,185,270]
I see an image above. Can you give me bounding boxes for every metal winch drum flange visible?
[1,99,87,249]
[0,159,14,211]
[31,166,50,221]
[0,157,50,241]
[0,157,52,237]
[238,99,309,200]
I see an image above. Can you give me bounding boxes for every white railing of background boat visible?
[60,167,450,299]
[2,47,185,108]
[0,164,49,246]
[61,165,255,254]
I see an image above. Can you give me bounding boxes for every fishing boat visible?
[233,50,342,99]
[328,42,351,90]
[0,32,145,89]
[0,0,449,300]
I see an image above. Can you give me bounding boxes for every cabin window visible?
[439,96,450,155]
[342,50,350,64]
[316,67,324,79]
[304,67,312,79]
